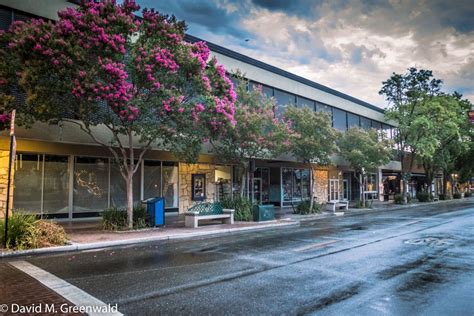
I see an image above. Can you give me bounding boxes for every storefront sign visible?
[192,173,206,201]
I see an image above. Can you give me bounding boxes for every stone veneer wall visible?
[0,149,14,218]
[313,169,329,203]
[179,162,217,213]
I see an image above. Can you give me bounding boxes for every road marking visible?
[293,240,339,252]
[9,260,122,316]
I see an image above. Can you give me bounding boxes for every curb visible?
[0,221,299,259]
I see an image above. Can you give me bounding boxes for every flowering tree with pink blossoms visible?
[0,1,236,228]
[211,77,292,198]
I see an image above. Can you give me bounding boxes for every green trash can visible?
[253,204,275,222]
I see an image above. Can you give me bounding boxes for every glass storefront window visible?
[13,154,43,213]
[365,173,377,192]
[296,96,315,110]
[315,102,332,122]
[282,168,311,203]
[282,168,293,202]
[293,169,302,200]
[43,155,69,215]
[143,160,161,200]
[162,162,178,208]
[73,157,109,214]
[333,108,347,131]
[232,165,245,197]
[301,169,311,199]
[110,161,140,208]
[382,124,392,139]
[216,165,232,201]
[274,89,295,117]
[360,117,371,129]
[14,153,182,215]
[347,112,360,128]
[249,81,273,98]
[371,120,382,132]
[13,154,69,216]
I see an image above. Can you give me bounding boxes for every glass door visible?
[329,179,340,201]
[252,178,262,204]
[343,179,349,201]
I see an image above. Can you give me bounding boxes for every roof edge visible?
[185,34,385,114]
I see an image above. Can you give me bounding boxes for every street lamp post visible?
[3,110,16,249]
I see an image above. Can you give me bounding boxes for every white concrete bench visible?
[325,200,349,212]
[184,202,234,228]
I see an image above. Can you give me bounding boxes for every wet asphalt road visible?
[10,200,474,315]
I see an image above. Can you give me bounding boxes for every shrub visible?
[465,191,472,198]
[353,199,372,208]
[102,207,127,230]
[26,220,67,248]
[220,197,253,221]
[0,212,67,250]
[294,200,321,214]
[416,192,432,202]
[132,204,149,229]
[394,194,412,204]
[102,204,149,230]
[453,192,462,199]
[0,212,37,250]
[394,194,404,204]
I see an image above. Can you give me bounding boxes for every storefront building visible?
[0,1,404,218]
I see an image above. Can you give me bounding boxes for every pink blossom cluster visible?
[70,58,138,121]
[141,8,183,45]
[214,96,236,126]
[57,2,135,54]
[154,48,179,72]
[0,113,10,123]
[207,60,237,126]
[190,102,206,122]
[161,95,185,113]
[190,41,210,70]
[136,46,179,90]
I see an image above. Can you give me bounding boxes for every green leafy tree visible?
[338,127,392,207]
[416,93,473,195]
[211,78,291,198]
[455,138,474,185]
[379,67,442,203]
[284,107,338,211]
[0,1,236,228]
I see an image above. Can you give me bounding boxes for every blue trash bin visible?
[145,197,165,226]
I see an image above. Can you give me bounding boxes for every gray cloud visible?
[135,0,474,107]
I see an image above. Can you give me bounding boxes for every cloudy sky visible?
[136,0,474,109]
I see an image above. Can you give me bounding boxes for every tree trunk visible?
[240,166,247,198]
[422,160,434,195]
[401,172,410,204]
[126,174,133,229]
[126,130,134,229]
